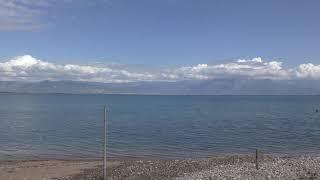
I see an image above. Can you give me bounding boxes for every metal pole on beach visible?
[103,106,107,180]
[255,149,258,170]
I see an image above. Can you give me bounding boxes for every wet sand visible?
[0,160,103,180]
[1,155,320,180]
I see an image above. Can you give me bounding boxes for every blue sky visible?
[0,0,320,66]
[0,0,320,83]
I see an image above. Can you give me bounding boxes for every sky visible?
[0,0,320,83]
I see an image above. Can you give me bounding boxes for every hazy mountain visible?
[0,79,320,95]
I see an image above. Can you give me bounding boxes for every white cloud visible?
[171,57,290,80]
[237,57,263,63]
[0,55,156,82]
[0,0,76,30]
[0,0,46,30]
[0,55,320,82]
[295,63,320,79]
[0,0,109,31]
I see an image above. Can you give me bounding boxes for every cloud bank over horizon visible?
[0,55,320,83]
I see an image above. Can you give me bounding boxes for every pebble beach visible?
[63,154,320,180]
[1,154,320,179]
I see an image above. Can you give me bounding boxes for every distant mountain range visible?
[0,79,320,95]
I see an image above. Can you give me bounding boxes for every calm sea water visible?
[1,94,320,160]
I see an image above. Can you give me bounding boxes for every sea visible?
[1,94,320,160]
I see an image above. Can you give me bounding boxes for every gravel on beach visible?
[59,155,320,180]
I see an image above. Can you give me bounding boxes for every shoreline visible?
[1,154,320,180]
